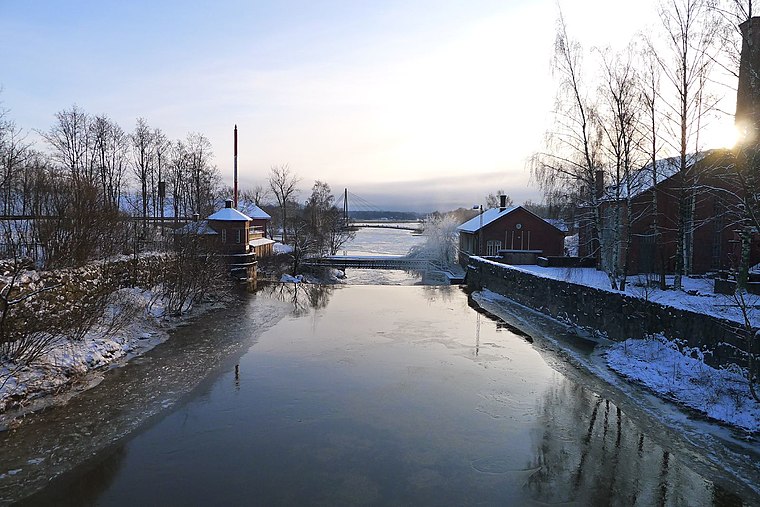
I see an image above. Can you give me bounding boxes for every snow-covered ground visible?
[607,337,759,432]
[0,287,206,423]
[486,260,760,326]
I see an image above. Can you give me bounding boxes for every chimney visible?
[233,125,239,208]
[499,194,507,210]
[595,170,605,200]
[225,198,233,209]
[737,17,760,145]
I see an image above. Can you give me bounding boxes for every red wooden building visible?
[579,149,760,275]
[458,199,566,265]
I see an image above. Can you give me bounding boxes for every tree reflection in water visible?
[525,379,744,506]
[259,282,336,317]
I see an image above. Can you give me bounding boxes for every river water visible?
[1,227,759,505]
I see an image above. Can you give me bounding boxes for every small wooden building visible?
[206,199,253,254]
[238,202,273,239]
[457,202,566,265]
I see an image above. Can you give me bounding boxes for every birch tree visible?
[598,46,645,290]
[655,0,719,289]
[640,44,668,288]
[531,13,605,275]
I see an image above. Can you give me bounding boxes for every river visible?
[1,227,758,505]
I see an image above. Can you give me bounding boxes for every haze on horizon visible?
[0,0,739,212]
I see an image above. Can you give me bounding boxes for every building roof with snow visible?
[238,202,271,220]
[174,220,219,235]
[249,237,275,247]
[604,151,711,200]
[457,205,566,235]
[207,206,252,222]
[457,206,518,233]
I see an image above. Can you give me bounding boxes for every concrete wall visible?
[465,257,756,372]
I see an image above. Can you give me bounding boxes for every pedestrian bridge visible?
[303,255,431,270]
[302,255,466,283]
[349,223,423,232]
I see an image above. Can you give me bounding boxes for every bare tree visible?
[90,114,127,209]
[0,119,31,216]
[240,184,271,207]
[598,46,646,290]
[153,128,169,223]
[268,164,300,243]
[41,105,95,194]
[654,0,719,289]
[531,12,605,272]
[131,118,155,233]
[185,132,217,217]
[640,43,669,289]
[302,181,355,256]
[485,190,513,208]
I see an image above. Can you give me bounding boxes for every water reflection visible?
[525,378,745,506]
[258,282,335,316]
[5,286,758,505]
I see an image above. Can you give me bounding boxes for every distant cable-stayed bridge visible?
[334,189,424,231]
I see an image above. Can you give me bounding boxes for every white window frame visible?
[486,240,501,256]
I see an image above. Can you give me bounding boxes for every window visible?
[486,240,501,256]
[236,229,242,244]
[221,229,227,243]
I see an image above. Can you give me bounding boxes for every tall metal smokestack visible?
[233,125,239,208]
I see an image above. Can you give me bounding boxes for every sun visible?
[704,121,740,149]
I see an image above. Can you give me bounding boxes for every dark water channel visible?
[4,285,757,505]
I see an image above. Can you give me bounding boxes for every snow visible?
[477,259,760,326]
[237,202,271,220]
[0,287,188,419]
[273,242,293,254]
[606,337,759,432]
[474,288,760,436]
[457,207,517,233]
[280,274,303,283]
[249,237,275,248]
[206,207,252,222]
[564,234,578,256]
[608,151,711,199]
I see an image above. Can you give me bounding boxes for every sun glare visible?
[705,122,740,149]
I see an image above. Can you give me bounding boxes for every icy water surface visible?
[12,285,757,505]
[338,225,425,285]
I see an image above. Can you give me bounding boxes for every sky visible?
[0,0,740,212]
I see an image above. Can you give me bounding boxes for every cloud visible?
[339,171,541,212]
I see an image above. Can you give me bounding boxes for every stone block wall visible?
[466,257,755,372]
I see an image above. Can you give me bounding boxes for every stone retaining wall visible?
[465,257,756,372]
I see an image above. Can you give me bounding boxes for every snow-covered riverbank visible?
[474,289,759,434]
[0,286,217,428]
[607,336,759,432]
